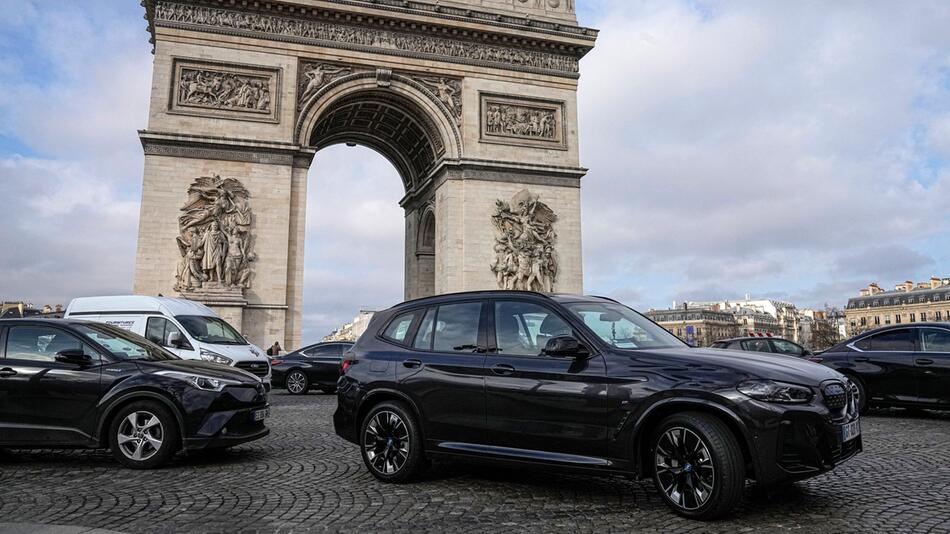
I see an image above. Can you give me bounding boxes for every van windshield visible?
[176,315,247,345]
[74,323,179,361]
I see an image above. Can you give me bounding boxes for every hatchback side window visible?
[741,339,772,352]
[868,329,915,351]
[432,302,482,353]
[382,311,419,345]
[5,326,91,362]
[920,329,950,352]
[772,339,803,356]
[494,301,572,357]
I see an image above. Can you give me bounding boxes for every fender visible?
[358,387,427,440]
[95,389,186,447]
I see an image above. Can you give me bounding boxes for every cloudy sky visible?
[1,0,949,343]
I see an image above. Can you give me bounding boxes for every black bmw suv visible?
[0,319,270,468]
[334,291,861,519]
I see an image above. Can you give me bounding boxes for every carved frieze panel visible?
[415,77,462,125]
[153,2,580,77]
[490,189,559,293]
[175,174,256,296]
[297,61,368,111]
[170,58,281,123]
[480,93,566,150]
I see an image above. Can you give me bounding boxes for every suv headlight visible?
[155,370,241,392]
[199,349,232,365]
[737,380,814,404]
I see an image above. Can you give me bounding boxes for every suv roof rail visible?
[391,290,554,309]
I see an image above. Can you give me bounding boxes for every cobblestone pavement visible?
[1,393,949,534]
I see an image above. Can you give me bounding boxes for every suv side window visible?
[382,310,420,345]
[432,302,482,353]
[772,339,803,356]
[494,301,572,357]
[413,308,437,350]
[145,317,187,349]
[920,328,950,352]
[5,326,95,362]
[867,329,915,351]
[741,339,772,352]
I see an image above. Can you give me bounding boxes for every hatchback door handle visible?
[916,358,934,366]
[402,359,423,369]
[0,368,16,378]
[491,364,515,376]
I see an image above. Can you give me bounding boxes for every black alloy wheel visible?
[651,412,745,519]
[286,370,309,395]
[849,376,868,414]
[360,401,424,482]
[110,400,179,469]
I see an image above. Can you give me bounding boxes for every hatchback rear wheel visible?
[651,412,745,519]
[360,401,424,482]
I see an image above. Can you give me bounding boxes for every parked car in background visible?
[0,319,269,468]
[271,341,354,395]
[64,296,271,390]
[334,291,861,519]
[711,336,813,358]
[813,323,950,413]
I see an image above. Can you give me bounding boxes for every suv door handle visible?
[0,368,16,378]
[402,359,423,369]
[916,358,934,366]
[491,364,515,376]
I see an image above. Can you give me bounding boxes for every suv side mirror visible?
[543,336,587,358]
[166,331,182,348]
[55,348,92,366]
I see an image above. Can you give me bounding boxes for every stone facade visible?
[134,0,596,349]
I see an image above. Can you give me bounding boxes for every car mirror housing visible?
[166,331,182,348]
[55,349,92,366]
[543,336,587,358]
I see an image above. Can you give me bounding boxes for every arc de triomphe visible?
[133,0,597,348]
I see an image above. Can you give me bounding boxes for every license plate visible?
[840,418,861,442]
[251,408,270,422]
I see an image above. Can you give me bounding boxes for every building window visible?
[860,317,867,326]
[885,315,891,325]
[874,316,880,325]
[895,314,902,324]
[850,320,856,327]
[910,313,916,322]
[920,312,927,321]
[936,311,942,321]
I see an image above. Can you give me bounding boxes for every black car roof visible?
[828,322,950,352]
[386,290,618,311]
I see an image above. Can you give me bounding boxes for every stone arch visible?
[295,72,462,193]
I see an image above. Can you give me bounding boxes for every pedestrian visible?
[266,341,282,356]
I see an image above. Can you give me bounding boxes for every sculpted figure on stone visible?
[174,174,256,293]
[490,189,558,293]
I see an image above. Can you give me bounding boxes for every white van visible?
[64,295,271,389]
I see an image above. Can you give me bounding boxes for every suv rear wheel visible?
[651,412,745,519]
[110,400,179,469]
[360,400,424,482]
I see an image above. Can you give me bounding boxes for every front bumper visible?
[184,403,270,450]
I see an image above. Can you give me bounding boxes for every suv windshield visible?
[176,315,247,345]
[74,323,179,361]
[565,302,685,350]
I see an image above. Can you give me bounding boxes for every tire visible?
[359,400,425,483]
[319,386,337,395]
[650,412,745,520]
[849,376,868,414]
[285,370,309,395]
[109,401,180,469]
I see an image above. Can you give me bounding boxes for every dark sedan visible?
[0,319,269,468]
[271,341,353,395]
[813,323,950,412]
[711,336,814,357]
[334,291,861,519]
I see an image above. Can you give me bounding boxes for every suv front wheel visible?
[651,412,745,519]
[360,400,424,482]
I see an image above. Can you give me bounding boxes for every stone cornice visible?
[143,0,594,78]
[138,130,314,166]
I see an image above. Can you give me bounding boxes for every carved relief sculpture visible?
[481,93,566,149]
[417,77,462,124]
[171,59,281,122]
[175,175,256,294]
[490,189,559,293]
[297,62,356,110]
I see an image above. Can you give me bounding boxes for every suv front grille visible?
[821,381,847,411]
[236,361,270,378]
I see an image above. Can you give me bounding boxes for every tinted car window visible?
[5,326,87,362]
[920,328,950,352]
[565,302,683,350]
[413,308,437,350]
[710,341,728,349]
[772,339,803,355]
[494,301,572,357]
[432,302,482,353]
[741,339,772,352]
[176,315,247,345]
[383,311,418,344]
[306,345,338,358]
[73,323,178,361]
[868,329,915,351]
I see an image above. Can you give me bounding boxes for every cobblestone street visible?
[1,393,949,534]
